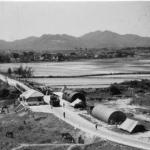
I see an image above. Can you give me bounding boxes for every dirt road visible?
[29,103,150,150]
[1,74,150,150]
[0,74,30,91]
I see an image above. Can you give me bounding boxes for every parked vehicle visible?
[50,94,60,107]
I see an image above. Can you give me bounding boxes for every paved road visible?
[29,102,150,150]
[1,74,150,150]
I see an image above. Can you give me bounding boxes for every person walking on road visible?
[63,112,66,118]
[95,124,98,130]
[63,102,65,108]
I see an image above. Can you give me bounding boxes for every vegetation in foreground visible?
[18,140,141,150]
[2,77,150,110]
[82,79,150,107]
[19,145,69,150]
[0,80,20,107]
[0,111,84,150]
[0,78,148,150]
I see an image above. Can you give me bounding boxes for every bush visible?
[109,84,121,95]
[40,139,51,143]
[0,89,9,98]
[131,95,150,106]
[7,68,12,75]
[0,53,10,63]
[13,66,33,78]
[18,126,24,131]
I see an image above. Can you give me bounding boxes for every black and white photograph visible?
[0,1,150,150]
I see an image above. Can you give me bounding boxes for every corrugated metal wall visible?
[92,104,126,124]
[62,90,86,103]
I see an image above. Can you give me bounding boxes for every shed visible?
[62,90,86,104]
[119,118,145,133]
[70,99,82,107]
[20,89,44,100]
[20,89,44,105]
[92,104,126,124]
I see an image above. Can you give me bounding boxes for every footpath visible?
[1,74,150,150]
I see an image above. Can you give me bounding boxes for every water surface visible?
[1,58,150,88]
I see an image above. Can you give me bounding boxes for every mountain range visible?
[1,30,150,51]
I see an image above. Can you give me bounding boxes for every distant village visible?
[0,47,150,63]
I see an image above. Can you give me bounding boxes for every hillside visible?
[80,31,150,48]
[0,31,150,51]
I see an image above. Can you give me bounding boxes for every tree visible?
[0,53,10,63]
[13,66,33,78]
[7,68,12,75]
[12,52,19,59]
[0,89,9,98]
[56,53,64,61]
[109,84,121,95]
[23,66,33,78]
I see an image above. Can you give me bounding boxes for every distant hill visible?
[0,30,150,51]
[80,31,150,48]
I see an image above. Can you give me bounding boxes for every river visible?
[1,58,150,88]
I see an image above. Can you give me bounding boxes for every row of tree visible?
[1,47,150,63]
[7,66,33,78]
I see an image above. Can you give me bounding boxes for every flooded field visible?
[29,74,150,88]
[1,58,150,76]
[1,58,150,88]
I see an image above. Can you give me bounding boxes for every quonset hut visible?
[119,118,146,133]
[62,90,86,107]
[92,104,126,125]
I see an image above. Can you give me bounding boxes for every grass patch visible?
[19,145,69,150]
[131,95,150,106]
[0,111,81,150]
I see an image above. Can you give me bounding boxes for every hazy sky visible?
[0,1,150,41]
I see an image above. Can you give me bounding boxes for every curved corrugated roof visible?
[92,104,126,124]
[62,90,86,103]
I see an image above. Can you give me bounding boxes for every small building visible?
[62,90,86,107]
[62,90,86,102]
[20,89,44,105]
[70,99,82,107]
[92,104,126,125]
[118,118,146,133]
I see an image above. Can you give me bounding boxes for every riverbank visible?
[0,74,150,150]
[2,58,150,77]
[20,71,150,78]
[2,72,150,107]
